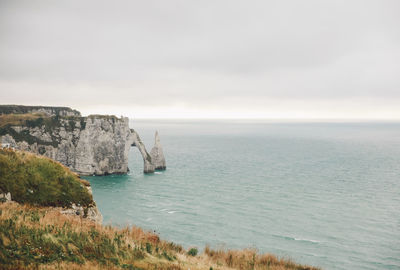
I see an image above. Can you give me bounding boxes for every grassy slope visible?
[0,203,320,270]
[0,149,320,270]
[0,148,93,208]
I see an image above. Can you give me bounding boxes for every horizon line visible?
[127,117,400,123]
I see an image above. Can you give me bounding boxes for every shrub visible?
[187,247,198,256]
[145,242,152,254]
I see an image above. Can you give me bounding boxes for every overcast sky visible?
[0,0,399,119]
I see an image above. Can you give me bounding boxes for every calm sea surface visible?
[84,121,400,270]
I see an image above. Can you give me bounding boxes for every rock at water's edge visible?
[150,131,166,170]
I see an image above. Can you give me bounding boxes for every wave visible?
[294,237,320,243]
[273,234,320,244]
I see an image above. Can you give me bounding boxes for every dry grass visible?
[0,202,321,270]
[0,113,47,128]
[203,245,318,270]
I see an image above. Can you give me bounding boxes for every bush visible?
[145,242,152,254]
[187,248,198,256]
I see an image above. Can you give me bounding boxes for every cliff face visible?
[0,105,165,175]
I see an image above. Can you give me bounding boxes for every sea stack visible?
[150,131,166,170]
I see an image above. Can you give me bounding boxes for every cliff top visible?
[87,114,121,120]
[0,105,81,117]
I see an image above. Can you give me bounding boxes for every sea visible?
[84,120,400,270]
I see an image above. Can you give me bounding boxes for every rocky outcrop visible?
[0,192,11,202]
[130,129,155,173]
[60,203,103,224]
[59,179,103,223]
[150,131,166,170]
[0,106,165,175]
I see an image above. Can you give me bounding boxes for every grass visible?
[0,113,47,128]
[0,203,321,270]
[0,148,93,208]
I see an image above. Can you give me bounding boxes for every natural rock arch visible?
[130,130,166,173]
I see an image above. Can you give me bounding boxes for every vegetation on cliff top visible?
[0,113,47,128]
[0,148,93,208]
[0,105,80,116]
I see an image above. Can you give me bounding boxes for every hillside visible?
[0,148,93,208]
[0,202,319,270]
[0,149,320,270]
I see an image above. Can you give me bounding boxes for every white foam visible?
[294,237,320,243]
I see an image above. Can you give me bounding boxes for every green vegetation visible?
[0,203,183,270]
[187,247,198,256]
[0,148,93,208]
[0,105,80,116]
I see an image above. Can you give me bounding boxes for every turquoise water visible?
[85,121,400,270]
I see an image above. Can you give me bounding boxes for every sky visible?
[0,0,399,120]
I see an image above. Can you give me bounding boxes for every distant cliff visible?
[0,105,166,175]
[0,104,80,117]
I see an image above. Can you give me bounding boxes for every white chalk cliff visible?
[0,105,165,175]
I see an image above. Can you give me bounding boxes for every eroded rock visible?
[150,131,166,170]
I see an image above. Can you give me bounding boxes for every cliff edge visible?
[0,148,102,223]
